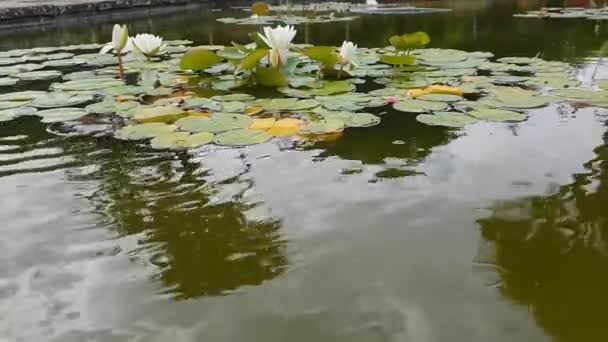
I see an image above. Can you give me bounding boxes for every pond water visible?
[2,1,608,341]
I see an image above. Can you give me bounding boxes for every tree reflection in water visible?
[84,142,288,299]
[477,130,608,342]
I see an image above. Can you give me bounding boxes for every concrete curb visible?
[0,0,206,20]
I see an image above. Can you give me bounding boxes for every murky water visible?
[2,1,608,341]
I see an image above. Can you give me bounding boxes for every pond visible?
[2,1,608,341]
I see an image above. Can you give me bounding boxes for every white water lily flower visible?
[99,24,129,55]
[339,41,358,68]
[129,33,167,59]
[366,0,379,6]
[258,25,296,68]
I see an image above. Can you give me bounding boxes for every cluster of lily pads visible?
[219,1,360,25]
[514,6,608,20]
[0,23,606,150]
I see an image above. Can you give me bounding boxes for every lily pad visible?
[214,129,272,146]
[85,100,139,116]
[37,108,89,123]
[176,113,252,133]
[115,123,177,140]
[30,93,94,108]
[13,70,63,81]
[392,99,448,113]
[468,108,527,122]
[267,118,304,137]
[0,107,37,121]
[417,94,464,102]
[150,131,215,149]
[182,98,223,111]
[212,94,255,102]
[301,118,345,134]
[134,106,187,123]
[0,101,30,110]
[0,91,46,101]
[416,112,479,127]
[0,78,18,86]
[51,78,124,91]
[479,95,548,109]
[250,118,277,130]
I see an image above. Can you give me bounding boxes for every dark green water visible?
[2,1,608,341]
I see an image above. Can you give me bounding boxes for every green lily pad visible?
[211,94,255,102]
[51,78,124,91]
[85,100,139,115]
[42,58,86,68]
[0,101,30,110]
[301,118,345,134]
[0,78,18,86]
[150,131,215,149]
[479,95,548,109]
[342,112,381,127]
[416,111,479,127]
[182,98,223,111]
[214,129,272,146]
[103,85,148,96]
[392,99,448,113]
[134,106,187,123]
[30,93,93,108]
[115,123,177,140]
[176,113,252,133]
[180,47,223,71]
[211,78,248,91]
[468,108,527,122]
[37,108,89,123]
[13,70,63,81]
[417,94,464,102]
[0,91,46,101]
[0,106,37,121]
[221,101,246,113]
[550,89,608,101]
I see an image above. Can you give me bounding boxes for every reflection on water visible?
[477,129,608,342]
[87,144,288,298]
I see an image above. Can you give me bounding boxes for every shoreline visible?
[0,0,212,28]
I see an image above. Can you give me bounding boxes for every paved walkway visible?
[0,0,205,20]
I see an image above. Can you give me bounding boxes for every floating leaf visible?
[30,93,93,108]
[116,123,177,140]
[180,48,223,71]
[0,101,30,110]
[238,48,269,71]
[0,91,46,101]
[176,113,252,133]
[250,118,276,130]
[416,111,478,127]
[214,129,272,146]
[267,118,304,136]
[85,100,139,116]
[212,94,255,102]
[37,108,88,123]
[301,118,345,134]
[134,106,187,123]
[150,131,214,149]
[417,94,464,102]
[0,106,37,121]
[256,67,288,87]
[182,98,223,111]
[379,55,416,66]
[302,46,339,67]
[468,108,527,122]
[13,70,62,81]
[392,99,448,113]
